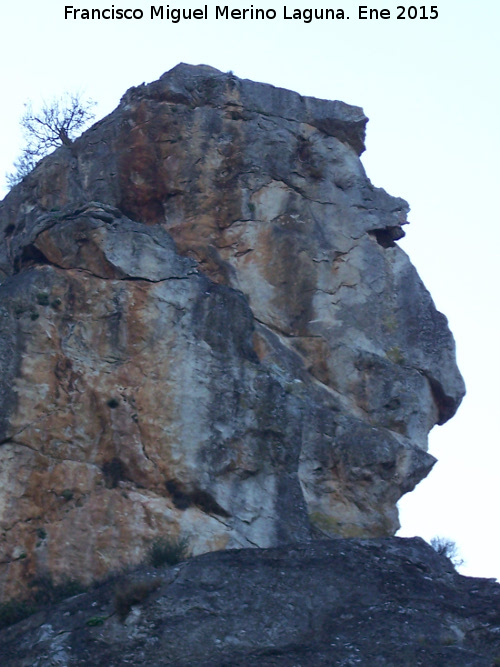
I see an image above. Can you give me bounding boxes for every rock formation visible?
[2,538,500,666]
[0,64,465,601]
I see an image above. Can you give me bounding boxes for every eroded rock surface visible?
[2,538,500,667]
[0,65,465,600]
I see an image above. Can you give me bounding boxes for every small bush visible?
[86,615,107,627]
[36,292,50,306]
[441,634,457,646]
[0,575,86,630]
[60,489,73,501]
[386,345,404,365]
[30,575,85,605]
[430,536,464,568]
[114,579,161,621]
[148,536,189,568]
[107,398,119,409]
[0,600,37,630]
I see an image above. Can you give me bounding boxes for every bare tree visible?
[6,92,96,188]
[5,154,37,189]
[430,536,464,568]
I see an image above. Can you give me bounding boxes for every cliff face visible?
[0,64,465,599]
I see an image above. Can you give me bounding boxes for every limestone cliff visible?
[0,64,465,600]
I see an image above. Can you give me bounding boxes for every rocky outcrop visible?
[0,65,465,600]
[2,538,500,666]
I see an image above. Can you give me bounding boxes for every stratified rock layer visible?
[0,65,465,599]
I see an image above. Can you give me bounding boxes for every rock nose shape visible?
[0,64,465,600]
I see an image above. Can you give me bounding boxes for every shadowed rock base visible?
[1,538,499,666]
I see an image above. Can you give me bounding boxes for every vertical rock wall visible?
[0,65,465,599]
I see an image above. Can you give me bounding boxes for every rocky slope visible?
[1,538,500,666]
[0,64,465,601]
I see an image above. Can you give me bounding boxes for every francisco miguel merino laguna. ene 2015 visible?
[64,5,352,22]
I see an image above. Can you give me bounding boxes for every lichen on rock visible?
[0,64,465,600]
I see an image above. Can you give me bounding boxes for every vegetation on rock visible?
[6,93,95,187]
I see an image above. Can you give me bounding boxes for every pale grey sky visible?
[1,0,499,578]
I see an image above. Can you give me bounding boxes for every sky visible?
[1,1,499,579]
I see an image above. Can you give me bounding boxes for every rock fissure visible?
[18,253,196,287]
[0,438,40,457]
[0,404,65,447]
[254,316,323,340]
